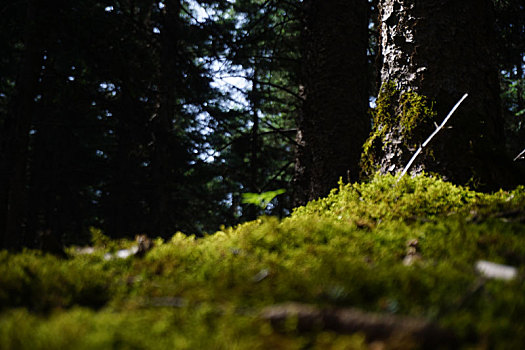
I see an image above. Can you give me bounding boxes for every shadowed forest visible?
[1,0,525,348]
[1,0,523,246]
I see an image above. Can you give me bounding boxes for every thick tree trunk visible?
[294,0,369,206]
[366,0,523,189]
[1,0,43,249]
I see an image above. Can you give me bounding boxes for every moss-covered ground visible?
[1,174,525,349]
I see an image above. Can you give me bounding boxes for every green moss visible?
[361,82,437,177]
[0,175,524,349]
[398,90,436,136]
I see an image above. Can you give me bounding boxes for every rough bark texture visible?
[294,0,369,206]
[367,0,523,189]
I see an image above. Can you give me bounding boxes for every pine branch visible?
[222,74,303,101]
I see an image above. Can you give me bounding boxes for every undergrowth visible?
[0,174,524,349]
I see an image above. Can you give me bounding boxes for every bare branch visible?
[514,147,525,161]
[221,74,303,101]
[397,93,469,183]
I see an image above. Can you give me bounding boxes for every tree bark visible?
[294,0,369,206]
[368,0,523,189]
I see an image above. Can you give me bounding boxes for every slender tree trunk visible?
[151,0,181,237]
[517,60,524,114]
[246,68,261,220]
[365,0,523,189]
[1,0,43,249]
[293,128,314,207]
[294,0,369,205]
[0,135,8,247]
[516,57,525,145]
[110,87,136,237]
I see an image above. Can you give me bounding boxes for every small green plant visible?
[241,189,286,209]
[89,227,111,248]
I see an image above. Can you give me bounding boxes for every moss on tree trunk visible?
[361,81,437,177]
[363,0,524,190]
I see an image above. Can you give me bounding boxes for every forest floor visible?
[1,174,525,349]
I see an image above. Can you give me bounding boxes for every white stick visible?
[396,93,469,183]
[514,147,525,161]
[475,260,517,281]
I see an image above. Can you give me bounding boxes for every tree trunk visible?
[110,87,138,238]
[294,0,369,206]
[245,68,261,220]
[1,0,43,249]
[365,0,523,189]
[516,57,525,148]
[151,0,181,237]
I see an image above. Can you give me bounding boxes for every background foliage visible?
[0,0,523,245]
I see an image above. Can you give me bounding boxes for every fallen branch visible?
[397,93,469,183]
[261,303,457,348]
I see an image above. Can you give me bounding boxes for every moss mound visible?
[1,174,524,349]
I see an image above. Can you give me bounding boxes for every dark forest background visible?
[0,0,523,248]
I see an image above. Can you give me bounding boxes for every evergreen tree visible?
[494,0,525,162]
[204,0,300,221]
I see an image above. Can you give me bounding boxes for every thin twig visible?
[219,74,304,101]
[514,147,525,161]
[396,93,469,183]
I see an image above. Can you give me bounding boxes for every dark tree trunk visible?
[366,0,523,189]
[516,57,525,147]
[110,87,139,238]
[245,68,261,221]
[294,0,369,206]
[1,0,43,249]
[151,0,181,237]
